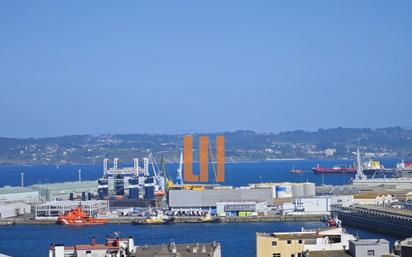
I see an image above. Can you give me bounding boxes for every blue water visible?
[0,159,402,187]
[0,222,397,257]
[0,160,402,256]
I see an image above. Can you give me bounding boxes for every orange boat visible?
[57,207,107,225]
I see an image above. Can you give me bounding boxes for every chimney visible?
[54,244,65,257]
[170,242,177,253]
[48,244,54,257]
[91,236,96,246]
[128,236,135,253]
[201,245,206,253]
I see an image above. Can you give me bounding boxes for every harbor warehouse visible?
[169,188,272,214]
[0,187,39,204]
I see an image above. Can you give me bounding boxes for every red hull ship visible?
[312,165,356,173]
[57,207,107,225]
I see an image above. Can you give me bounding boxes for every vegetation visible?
[1,127,412,165]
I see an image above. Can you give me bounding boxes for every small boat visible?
[289,165,304,174]
[132,213,175,225]
[57,207,107,225]
[326,216,341,227]
[185,215,221,224]
[289,169,304,174]
[154,190,166,197]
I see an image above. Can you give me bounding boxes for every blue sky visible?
[1,1,411,138]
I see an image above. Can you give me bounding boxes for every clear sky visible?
[1,1,411,138]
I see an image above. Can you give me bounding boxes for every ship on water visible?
[57,207,107,225]
[312,164,356,174]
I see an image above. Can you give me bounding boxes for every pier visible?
[331,204,412,238]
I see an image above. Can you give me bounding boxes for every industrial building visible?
[216,201,268,216]
[349,239,390,257]
[353,192,394,206]
[35,200,109,219]
[30,181,98,201]
[168,188,272,215]
[0,186,39,204]
[279,195,354,215]
[256,227,356,257]
[0,202,31,219]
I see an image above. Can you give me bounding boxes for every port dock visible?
[0,214,323,225]
[331,204,412,238]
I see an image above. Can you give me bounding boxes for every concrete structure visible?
[35,200,109,219]
[332,205,412,238]
[216,201,267,216]
[30,181,98,201]
[0,186,39,204]
[256,227,356,257]
[168,188,272,213]
[399,237,412,257]
[349,239,390,257]
[0,202,31,218]
[49,236,221,257]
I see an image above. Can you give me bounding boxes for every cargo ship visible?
[312,164,356,173]
[361,159,383,174]
[394,160,412,171]
[57,207,107,225]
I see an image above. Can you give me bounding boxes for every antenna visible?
[21,172,24,187]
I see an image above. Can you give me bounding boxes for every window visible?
[298,240,303,244]
[367,250,375,256]
[291,254,295,257]
[298,253,302,257]
[273,254,281,257]
[287,240,292,245]
[272,241,277,246]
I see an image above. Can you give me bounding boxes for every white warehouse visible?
[0,187,39,204]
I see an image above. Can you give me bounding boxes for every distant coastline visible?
[0,127,411,165]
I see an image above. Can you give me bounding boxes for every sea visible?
[0,159,403,257]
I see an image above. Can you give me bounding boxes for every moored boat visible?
[132,213,175,225]
[185,215,221,224]
[57,207,107,225]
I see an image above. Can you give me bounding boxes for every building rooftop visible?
[29,180,97,190]
[0,186,37,195]
[353,192,391,199]
[258,227,343,240]
[303,250,351,257]
[134,242,220,257]
[350,239,389,245]
[36,200,107,207]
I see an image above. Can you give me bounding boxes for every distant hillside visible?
[1,127,412,165]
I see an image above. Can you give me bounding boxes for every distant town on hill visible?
[0,127,412,165]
